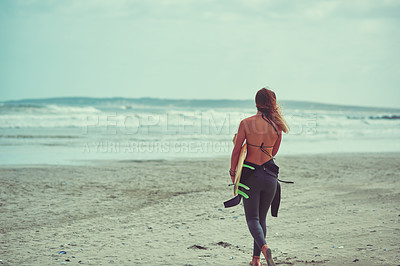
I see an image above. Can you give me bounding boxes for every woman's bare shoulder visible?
[242,114,257,122]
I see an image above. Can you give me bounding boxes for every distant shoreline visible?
[2,96,400,111]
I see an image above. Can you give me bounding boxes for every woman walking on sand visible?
[229,88,289,266]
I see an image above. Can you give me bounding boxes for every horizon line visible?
[1,95,399,110]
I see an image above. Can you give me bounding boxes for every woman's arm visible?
[230,120,246,179]
[272,132,282,156]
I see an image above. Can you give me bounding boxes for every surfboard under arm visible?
[232,134,247,196]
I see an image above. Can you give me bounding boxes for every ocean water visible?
[0,97,399,165]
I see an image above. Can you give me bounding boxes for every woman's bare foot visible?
[250,255,261,266]
[261,245,276,266]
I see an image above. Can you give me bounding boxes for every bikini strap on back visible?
[259,142,273,158]
[261,113,279,137]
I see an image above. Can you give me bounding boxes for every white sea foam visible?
[46,105,101,114]
[1,98,399,164]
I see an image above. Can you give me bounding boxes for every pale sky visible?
[1,0,399,108]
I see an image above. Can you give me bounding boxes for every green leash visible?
[237,182,250,199]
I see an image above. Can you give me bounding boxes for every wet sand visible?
[1,153,399,265]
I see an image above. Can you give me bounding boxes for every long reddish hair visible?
[255,88,289,133]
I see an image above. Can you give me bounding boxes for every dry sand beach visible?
[1,153,399,265]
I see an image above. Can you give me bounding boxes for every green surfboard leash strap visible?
[242,164,255,170]
[237,190,249,199]
[237,182,250,199]
[238,182,250,190]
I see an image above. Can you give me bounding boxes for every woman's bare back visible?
[240,113,282,165]
[231,112,282,171]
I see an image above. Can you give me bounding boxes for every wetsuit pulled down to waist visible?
[224,158,282,218]
[240,160,279,217]
[242,159,279,177]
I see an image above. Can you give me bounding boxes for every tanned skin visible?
[230,110,282,180]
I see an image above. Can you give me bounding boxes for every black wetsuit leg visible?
[241,166,277,256]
